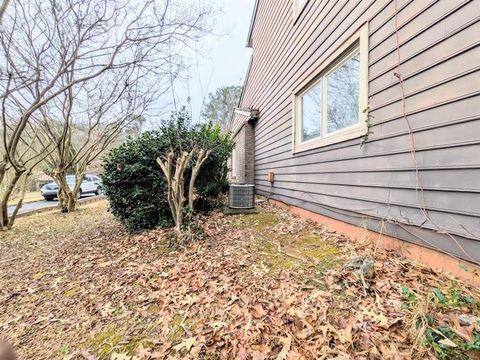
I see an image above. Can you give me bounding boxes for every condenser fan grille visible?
[229,184,255,209]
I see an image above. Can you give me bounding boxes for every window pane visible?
[301,81,322,142]
[326,53,360,133]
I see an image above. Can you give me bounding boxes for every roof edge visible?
[230,108,259,135]
[229,55,253,128]
[237,55,252,106]
[246,0,259,48]
[234,108,259,118]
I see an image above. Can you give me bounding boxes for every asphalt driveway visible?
[7,194,100,216]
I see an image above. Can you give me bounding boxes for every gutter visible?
[231,108,259,137]
[246,0,259,48]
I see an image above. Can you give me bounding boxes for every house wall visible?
[230,112,255,184]
[232,126,246,182]
[239,0,480,264]
[244,123,255,184]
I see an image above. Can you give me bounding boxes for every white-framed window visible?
[292,23,369,153]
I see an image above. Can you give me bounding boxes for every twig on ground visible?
[0,257,20,264]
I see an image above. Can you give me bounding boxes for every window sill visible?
[293,126,364,154]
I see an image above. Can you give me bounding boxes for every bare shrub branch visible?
[0,0,212,223]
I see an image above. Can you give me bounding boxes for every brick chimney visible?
[230,109,258,184]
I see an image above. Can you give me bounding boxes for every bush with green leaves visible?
[101,109,234,232]
[101,131,171,232]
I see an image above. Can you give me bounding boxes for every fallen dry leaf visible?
[438,338,457,348]
[276,334,292,360]
[1,200,479,360]
[172,337,196,353]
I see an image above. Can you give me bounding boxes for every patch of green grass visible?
[168,314,186,342]
[2,200,112,251]
[166,313,199,344]
[73,319,153,359]
[57,345,70,357]
[122,336,147,356]
[234,212,280,232]
[253,229,340,275]
[32,271,46,280]
[23,326,34,337]
[87,326,123,358]
[261,248,297,271]
[315,256,340,278]
[250,212,280,230]
[302,233,341,278]
[155,239,170,255]
[63,284,79,297]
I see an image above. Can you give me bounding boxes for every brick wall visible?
[244,123,254,184]
[229,112,255,184]
[232,126,246,183]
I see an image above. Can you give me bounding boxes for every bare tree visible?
[157,146,210,243]
[0,117,53,229]
[155,113,227,244]
[0,0,9,24]
[40,66,167,212]
[0,0,211,226]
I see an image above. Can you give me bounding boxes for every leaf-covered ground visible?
[0,200,479,359]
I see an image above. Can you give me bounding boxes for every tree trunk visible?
[53,171,78,213]
[7,172,31,229]
[0,161,7,229]
[66,192,77,212]
[0,170,23,229]
[0,201,7,230]
[0,160,6,189]
[157,150,193,244]
[0,0,10,24]
[188,149,211,211]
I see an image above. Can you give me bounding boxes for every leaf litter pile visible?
[0,200,479,359]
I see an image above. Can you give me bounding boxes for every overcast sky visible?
[169,0,255,122]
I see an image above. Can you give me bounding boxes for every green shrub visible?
[101,132,172,232]
[196,124,235,199]
[101,109,234,232]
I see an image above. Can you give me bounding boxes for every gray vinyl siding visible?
[239,0,480,264]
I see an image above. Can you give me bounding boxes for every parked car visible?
[40,175,103,201]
